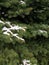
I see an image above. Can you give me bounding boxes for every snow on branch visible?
[0,20,27,42]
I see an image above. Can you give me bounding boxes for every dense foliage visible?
[0,0,49,65]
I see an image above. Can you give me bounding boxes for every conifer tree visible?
[0,0,49,65]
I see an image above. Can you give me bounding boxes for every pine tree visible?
[0,0,49,65]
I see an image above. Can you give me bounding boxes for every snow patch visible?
[20,0,26,4]
[3,31,10,35]
[39,30,47,33]
[22,59,31,65]
[1,20,26,42]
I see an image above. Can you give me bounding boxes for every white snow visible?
[39,30,47,33]
[9,25,21,30]
[12,34,18,37]
[1,20,26,41]
[20,0,26,4]
[3,31,10,35]
[5,21,11,25]
[2,27,8,31]
[22,59,31,65]
[9,25,26,31]
[5,22,12,27]
[15,35,25,41]
[2,27,13,34]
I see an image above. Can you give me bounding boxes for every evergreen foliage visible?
[0,0,49,65]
